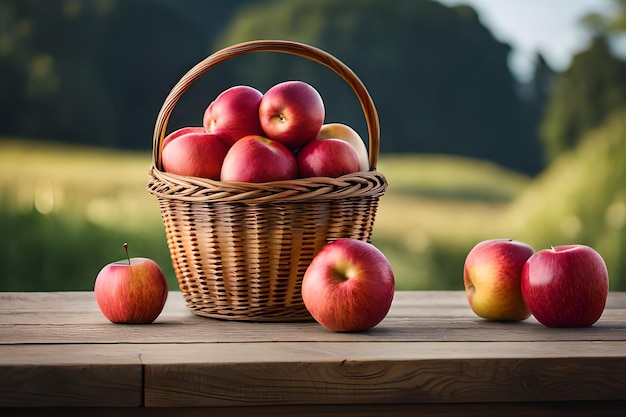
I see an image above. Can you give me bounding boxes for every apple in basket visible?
[204,85,265,146]
[301,239,395,332]
[463,238,534,321]
[316,123,370,172]
[220,134,298,183]
[162,126,205,149]
[259,80,325,151]
[161,131,229,180]
[522,244,609,328]
[297,138,361,178]
[94,243,169,324]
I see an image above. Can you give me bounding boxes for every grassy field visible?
[0,138,531,292]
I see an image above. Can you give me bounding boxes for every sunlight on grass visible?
[377,154,531,202]
[0,139,162,230]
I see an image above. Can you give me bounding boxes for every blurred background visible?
[1,0,626,292]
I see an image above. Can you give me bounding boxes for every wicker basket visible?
[147,40,387,321]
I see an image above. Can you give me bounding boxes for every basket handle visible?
[152,40,381,171]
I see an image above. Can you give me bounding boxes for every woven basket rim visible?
[148,166,387,203]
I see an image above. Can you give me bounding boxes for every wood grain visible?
[1,291,625,344]
[1,291,625,414]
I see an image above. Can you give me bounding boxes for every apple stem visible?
[123,242,130,265]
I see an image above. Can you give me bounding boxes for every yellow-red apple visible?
[317,123,369,171]
[463,238,534,321]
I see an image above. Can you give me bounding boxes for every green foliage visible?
[540,36,626,161]
[0,139,176,291]
[216,0,543,174]
[581,0,626,34]
[0,203,175,291]
[0,0,209,148]
[507,110,626,290]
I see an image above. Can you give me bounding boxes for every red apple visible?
[162,126,205,149]
[259,80,325,150]
[463,238,534,321]
[220,134,298,183]
[161,131,229,180]
[317,123,369,171]
[297,138,360,178]
[94,244,169,324]
[522,244,609,328]
[203,85,264,146]
[301,238,395,332]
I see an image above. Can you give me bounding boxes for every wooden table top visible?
[1,290,625,417]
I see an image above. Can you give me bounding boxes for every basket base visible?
[185,301,315,322]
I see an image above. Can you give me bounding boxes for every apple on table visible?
[94,243,169,324]
[259,80,325,151]
[463,238,535,321]
[522,244,609,327]
[301,238,395,332]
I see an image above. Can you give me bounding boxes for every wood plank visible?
[3,401,626,417]
[2,292,626,411]
[0,344,143,407]
[1,292,625,344]
[146,358,626,407]
[2,316,625,344]
[0,291,473,318]
[0,365,142,407]
[3,341,625,365]
[2,291,624,317]
[140,341,626,407]
[1,341,624,408]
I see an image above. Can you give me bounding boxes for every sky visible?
[437,0,619,81]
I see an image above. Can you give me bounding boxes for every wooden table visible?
[1,291,625,416]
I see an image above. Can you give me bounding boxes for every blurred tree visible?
[0,0,209,149]
[540,36,626,161]
[215,0,544,174]
[581,0,626,34]
[517,52,556,169]
[540,0,626,161]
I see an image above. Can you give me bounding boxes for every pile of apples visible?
[463,239,610,327]
[161,81,370,182]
